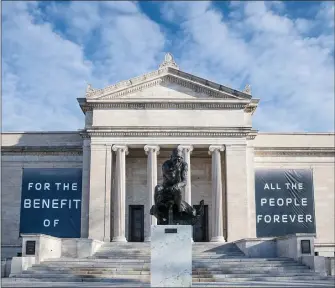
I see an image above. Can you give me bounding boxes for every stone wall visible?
[252,133,335,247]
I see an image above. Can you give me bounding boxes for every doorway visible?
[193,205,209,242]
[128,205,144,242]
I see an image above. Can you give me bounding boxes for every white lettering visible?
[73,199,81,209]
[44,183,50,190]
[301,198,307,206]
[69,199,71,209]
[28,183,33,190]
[52,199,59,208]
[298,183,303,190]
[306,214,312,222]
[298,215,304,222]
[72,183,77,191]
[264,183,270,190]
[257,215,263,223]
[53,219,59,227]
[269,198,275,206]
[42,199,50,208]
[24,199,31,208]
[63,183,70,190]
[35,183,42,190]
[282,215,288,223]
[277,198,284,206]
[33,199,40,208]
[289,215,296,222]
[60,199,67,208]
[55,183,61,190]
[264,215,271,223]
[261,198,267,206]
[286,198,292,205]
[43,219,50,227]
[274,215,280,223]
[285,183,290,189]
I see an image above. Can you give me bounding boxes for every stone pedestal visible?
[151,225,192,287]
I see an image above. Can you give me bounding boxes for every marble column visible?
[80,139,91,238]
[209,145,226,242]
[88,144,112,241]
[144,145,160,241]
[177,145,193,204]
[104,146,112,242]
[112,145,128,242]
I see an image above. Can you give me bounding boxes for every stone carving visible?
[159,52,180,70]
[150,148,204,225]
[243,84,252,95]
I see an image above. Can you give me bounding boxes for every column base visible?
[103,237,111,242]
[112,236,127,242]
[210,236,226,242]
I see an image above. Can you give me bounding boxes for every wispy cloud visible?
[2,1,334,132]
[162,1,334,132]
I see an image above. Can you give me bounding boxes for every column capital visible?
[112,145,129,155]
[208,145,225,155]
[144,145,160,155]
[178,145,194,153]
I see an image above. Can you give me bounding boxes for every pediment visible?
[85,68,251,101]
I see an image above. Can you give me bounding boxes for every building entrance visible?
[193,205,209,242]
[128,205,144,242]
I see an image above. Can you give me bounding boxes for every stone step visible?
[15,274,151,280]
[212,275,332,281]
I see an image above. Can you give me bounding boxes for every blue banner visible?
[255,169,316,237]
[20,168,82,238]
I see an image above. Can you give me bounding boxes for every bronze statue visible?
[150,148,204,225]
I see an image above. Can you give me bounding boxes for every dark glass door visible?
[193,205,208,242]
[129,205,144,242]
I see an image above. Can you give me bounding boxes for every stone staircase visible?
[3,242,335,287]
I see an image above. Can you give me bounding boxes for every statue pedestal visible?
[151,225,192,287]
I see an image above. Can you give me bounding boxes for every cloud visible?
[161,1,334,132]
[2,1,165,131]
[2,1,334,132]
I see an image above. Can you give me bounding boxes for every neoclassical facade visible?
[1,54,334,258]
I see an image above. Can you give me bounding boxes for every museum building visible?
[1,54,334,258]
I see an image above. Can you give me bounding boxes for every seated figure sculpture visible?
[150,148,204,225]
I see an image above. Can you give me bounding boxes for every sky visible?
[2,1,334,132]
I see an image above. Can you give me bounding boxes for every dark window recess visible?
[301,240,311,254]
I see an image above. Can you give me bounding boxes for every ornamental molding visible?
[84,68,251,101]
[80,100,249,112]
[1,146,82,156]
[254,147,335,157]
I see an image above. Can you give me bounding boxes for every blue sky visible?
[2,1,334,132]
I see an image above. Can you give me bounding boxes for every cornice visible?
[79,100,249,112]
[85,68,251,101]
[83,127,253,138]
[254,147,335,157]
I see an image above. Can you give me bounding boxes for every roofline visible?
[1,131,81,135]
[257,132,335,135]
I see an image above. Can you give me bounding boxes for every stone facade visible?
[1,54,334,258]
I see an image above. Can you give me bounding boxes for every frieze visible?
[81,102,247,112]
[86,131,250,138]
[1,146,82,156]
[254,147,335,157]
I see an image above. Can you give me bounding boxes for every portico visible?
[79,54,258,243]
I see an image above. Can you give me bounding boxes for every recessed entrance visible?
[128,205,144,242]
[193,204,209,242]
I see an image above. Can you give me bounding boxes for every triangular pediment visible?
[85,68,252,101]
